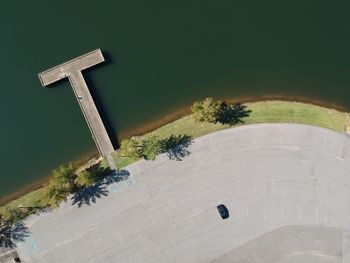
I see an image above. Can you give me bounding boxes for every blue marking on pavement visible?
[28,237,37,251]
[19,236,38,254]
[107,175,135,193]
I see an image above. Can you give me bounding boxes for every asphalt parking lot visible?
[16,124,350,262]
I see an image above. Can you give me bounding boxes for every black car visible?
[217,204,229,219]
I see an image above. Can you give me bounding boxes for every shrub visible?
[191,97,221,123]
[0,207,25,224]
[40,163,76,208]
[141,135,164,160]
[76,166,101,187]
[51,163,76,192]
[120,139,141,159]
[192,98,251,126]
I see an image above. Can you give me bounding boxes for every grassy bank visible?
[111,100,347,169]
[150,100,347,137]
[1,100,348,214]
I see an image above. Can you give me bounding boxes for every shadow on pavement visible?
[0,222,30,248]
[71,169,131,208]
[162,134,193,161]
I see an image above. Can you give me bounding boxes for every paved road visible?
[16,124,350,262]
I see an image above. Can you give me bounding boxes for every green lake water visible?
[1,0,350,198]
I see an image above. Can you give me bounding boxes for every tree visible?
[120,138,141,159]
[41,183,67,208]
[51,163,76,192]
[41,163,76,208]
[76,166,100,187]
[141,135,164,160]
[0,207,25,224]
[216,102,251,126]
[76,170,98,187]
[191,97,221,123]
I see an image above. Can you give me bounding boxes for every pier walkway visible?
[38,49,116,170]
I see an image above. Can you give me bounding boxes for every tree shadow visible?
[86,163,112,179]
[217,103,251,126]
[32,206,53,217]
[71,182,108,208]
[71,169,130,208]
[0,222,30,248]
[103,169,131,185]
[162,134,193,161]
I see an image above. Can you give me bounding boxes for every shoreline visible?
[0,97,348,206]
[119,94,349,140]
[0,149,100,206]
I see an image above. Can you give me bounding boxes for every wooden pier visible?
[38,49,116,170]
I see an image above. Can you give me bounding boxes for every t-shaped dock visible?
[38,49,116,170]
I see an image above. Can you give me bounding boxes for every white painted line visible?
[85,246,95,263]
[87,237,103,246]
[169,235,176,248]
[68,252,74,263]
[271,179,274,192]
[141,245,152,261]
[186,209,204,220]
[254,179,257,193]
